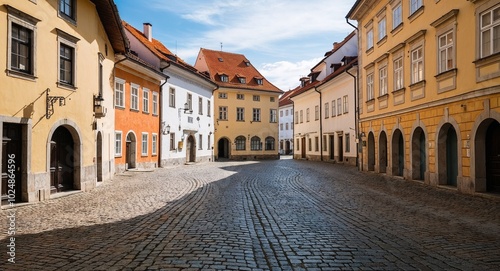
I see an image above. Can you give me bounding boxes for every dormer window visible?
[219,73,228,82]
[244,60,251,66]
[237,75,246,84]
[218,57,223,62]
[255,78,263,85]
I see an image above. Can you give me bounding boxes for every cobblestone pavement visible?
[1,158,500,270]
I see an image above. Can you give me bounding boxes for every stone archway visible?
[49,125,79,193]
[474,118,500,192]
[126,132,137,169]
[217,137,230,159]
[379,131,387,173]
[411,127,426,181]
[437,124,458,186]
[391,129,404,177]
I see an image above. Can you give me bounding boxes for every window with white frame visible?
[169,87,175,107]
[152,133,157,155]
[392,2,403,29]
[143,88,150,113]
[345,133,350,152]
[378,17,386,41]
[235,136,246,150]
[367,28,374,50]
[285,109,289,116]
[332,101,336,117]
[237,93,245,100]
[253,95,260,101]
[198,97,203,115]
[7,6,38,78]
[343,95,349,114]
[199,134,203,150]
[280,123,283,130]
[219,106,228,120]
[325,102,329,118]
[131,84,139,110]
[59,0,76,22]
[169,133,175,150]
[141,133,148,156]
[367,73,374,100]
[253,108,261,122]
[280,110,283,117]
[265,137,275,150]
[300,110,303,123]
[409,0,423,15]
[237,107,245,121]
[314,137,319,152]
[115,78,125,107]
[187,93,192,111]
[115,131,122,156]
[337,98,342,116]
[379,66,388,96]
[286,123,289,130]
[251,136,262,150]
[315,105,319,120]
[306,108,310,122]
[219,92,227,99]
[152,92,158,115]
[207,100,211,116]
[295,111,299,124]
[270,109,277,123]
[411,46,424,84]
[438,30,455,73]
[480,4,500,58]
[394,57,404,90]
[57,30,79,88]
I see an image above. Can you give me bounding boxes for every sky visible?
[114,0,358,91]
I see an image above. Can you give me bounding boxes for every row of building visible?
[1,0,282,205]
[278,0,500,195]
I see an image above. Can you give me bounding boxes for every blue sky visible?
[114,0,358,91]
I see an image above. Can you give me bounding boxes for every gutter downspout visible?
[211,84,219,162]
[314,87,323,161]
[158,62,171,168]
[346,65,359,170]
[345,18,358,31]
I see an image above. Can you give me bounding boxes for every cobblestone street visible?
[1,158,500,270]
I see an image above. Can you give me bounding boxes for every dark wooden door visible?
[486,121,500,191]
[446,128,458,186]
[338,135,344,162]
[301,137,306,158]
[329,135,334,160]
[50,127,74,193]
[2,123,22,204]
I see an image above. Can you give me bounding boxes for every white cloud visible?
[259,58,323,91]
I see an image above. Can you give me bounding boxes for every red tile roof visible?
[195,48,283,94]
[279,87,300,107]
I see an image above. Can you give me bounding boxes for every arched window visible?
[235,136,246,150]
[265,136,275,150]
[251,136,262,150]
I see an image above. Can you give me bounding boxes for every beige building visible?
[0,0,127,205]
[347,0,500,194]
[194,49,283,160]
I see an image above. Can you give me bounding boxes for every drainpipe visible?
[345,18,358,31]
[211,84,219,162]
[314,87,323,161]
[346,64,359,170]
[158,62,171,168]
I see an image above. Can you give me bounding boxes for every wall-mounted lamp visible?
[93,94,106,118]
[360,132,366,138]
[181,102,193,114]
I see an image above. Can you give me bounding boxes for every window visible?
[481,4,500,57]
[235,136,246,150]
[392,2,403,29]
[337,98,342,116]
[323,135,327,151]
[378,17,386,41]
[253,95,260,101]
[315,137,319,152]
[143,88,150,113]
[219,92,227,99]
[199,134,203,150]
[253,108,261,122]
[300,110,303,123]
[115,131,122,156]
[295,111,299,124]
[237,107,245,121]
[255,78,263,85]
[142,133,148,156]
[187,93,192,111]
[411,46,424,83]
[152,133,158,155]
[59,43,74,86]
[220,74,229,82]
[379,66,388,96]
[207,100,211,116]
[306,108,310,122]
[308,138,312,151]
[270,109,277,123]
[152,92,158,115]
[315,106,319,120]
[343,96,349,114]
[296,138,300,151]
[208,134,211,150]
[115,78,125,107]
[438,30,454,73]
[367,28,374,50]
[10,24,34,76]
[169,133,175,150]
[280,110,283,117]
[286,123,289,130]
[394,57,404,90]
[367,73,374,100]
[219,106,228,120]
[280,123,283,130]
[238,76,246,83]
[324,102,329,119]
[198,97,203,115]
[345,133,350,152]
[332,101,336,117]
[409,0,423,15]
[265,137,275,150]
[169,88,176,107]
[131,84,139,110]
[59,0,76,22]
[251,136,262,150]
[285,110,289,116]
[237,94,245,100]
[270,97,275,102]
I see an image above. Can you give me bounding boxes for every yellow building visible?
[0,0,127,205]
[194,49,283,160]
[347,0,500,194]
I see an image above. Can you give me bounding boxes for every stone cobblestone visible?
[1,158,500,270]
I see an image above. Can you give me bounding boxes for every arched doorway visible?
[187,135,196,163]
[285,140,291,155]
[217,137,229,159]
[412,127,426,181]
[392,129,404,177]
[126,132,136,169]
[367,132,375,171]
[96,132,103,182]
[50,126,75,193]
[486,121,500,191]
[438,124,458,186]
[379,131,387,173]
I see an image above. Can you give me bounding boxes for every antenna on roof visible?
[220,42,223,51]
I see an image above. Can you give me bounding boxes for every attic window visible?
[218,58,223,62]
[219,74,228,82]
[255,78,263,85]
[238,77,246,84]
[244,60,251,66]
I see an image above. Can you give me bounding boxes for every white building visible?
[279,89,298,155]
[123,22,217,166]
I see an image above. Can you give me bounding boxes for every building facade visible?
[279,89,297,155]
[194,49,283,160]
[123,22,217,167]
[1,0,127,205]
[347,0,500,194]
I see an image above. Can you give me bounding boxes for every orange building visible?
[114,53,166,173]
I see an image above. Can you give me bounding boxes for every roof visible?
[195,48,283,94]
[288,80,321,99]
[90,0,128,53]
[279,87,300,107]
[312,31,356,71]
[122,21,214,85]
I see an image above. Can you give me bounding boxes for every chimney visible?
[143,23,152,42]
[333,42,339,50]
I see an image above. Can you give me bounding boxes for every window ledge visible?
[409,80,426,89]
[6,69,37,81]
[377,93,389,99]
[435,68,457,80]
[366,47,374,55]
[408,6,425,22]
[392,87,406,94]
[473,51,500,65]
[142,111,150,115]
[391,23,403,36]
[57,82,77,91]
[377,36,388,46]
[130,109,139,112]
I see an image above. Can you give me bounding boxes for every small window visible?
[219,92,228,99]
[152,133,158,155]
[219,106,228,120]
[169,133,176,150]
[367,28,374,50]
[325,103,329,119]
[207,100,211,116]
[270,109,277,123]
[253,108,261,122]
[366,73,374,100]
[331,101,336,117]
[411,46,424,84]
[270,97,275,102]
[480,4,500,57]
[315,105,319,121]
[199,134,203,150]
[392,2,403,29]
[438,30,455,73]
[115,131,122,156]
[337,98,342,116]
[57,29,81,89]
[237,94,245,100]
[142,133,148,156]
[169,87,176,107]
[198,97,203,115]
[238,76,246,84]
[253,95,260,101]
[265,137,275,151]
[59,0,76,22]
[187,93,192,111]
[237,107,245,121]
[379,66,388,96]
[255,78,263,85]
[220,74,229,82]
[345,133,351,153]
[235,136,246,150]
[131,84,139,110]
[343,95,349,114]
[409,0,423,15]
[378,17,386,41]
[306,108,310,122]
[143,88,150,113]
[115,78,125,108]
[152,92,159,115]
[251,136,262,150]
